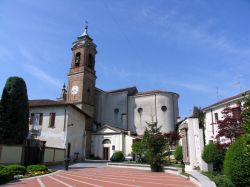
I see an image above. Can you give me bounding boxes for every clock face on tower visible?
[71,85,79,95]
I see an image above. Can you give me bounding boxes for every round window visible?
[161,106,167,112]
[138,107,143,113]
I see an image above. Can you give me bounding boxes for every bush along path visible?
[0,164,50,184]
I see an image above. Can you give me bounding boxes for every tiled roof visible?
[136,90,179,97]
[203,90,250,111]
[29,99,66,107]
[108,86,138,96]
[29,99,91,118]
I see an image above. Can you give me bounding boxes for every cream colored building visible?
[29,100,89,159]
[203,90,249,144]
[28,26,180,160]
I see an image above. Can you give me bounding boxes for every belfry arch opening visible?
[75,52,81,67]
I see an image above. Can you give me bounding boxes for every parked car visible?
[125,154,133,161]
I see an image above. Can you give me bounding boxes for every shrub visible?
[0,167,14,184]
[202,144,224,163]
[27,165,48,173]
[174,145,183,162]
[213,175,235,187]
[202,172,235,187]
[224,135,250,186]
[6,164,26,175]
[110,151,124,162]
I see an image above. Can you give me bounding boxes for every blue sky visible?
[0,0,250,117]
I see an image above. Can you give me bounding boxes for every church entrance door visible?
[103,147,109,160]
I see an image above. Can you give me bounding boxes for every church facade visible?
[29,26,179,160]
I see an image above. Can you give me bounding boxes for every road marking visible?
[37,177,46,187]
[48,176,74,187]
[63,172,191,187]
[56,174,102,187]
[63,172,137,187]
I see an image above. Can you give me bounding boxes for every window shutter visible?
[30,113,34,125]
[39,113,43,125]
[49,113,56,127]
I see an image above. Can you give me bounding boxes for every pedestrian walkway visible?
[4,167,197,187]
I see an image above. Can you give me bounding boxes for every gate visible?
[23,139,46,166]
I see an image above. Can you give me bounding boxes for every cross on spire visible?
[82,21,89,36]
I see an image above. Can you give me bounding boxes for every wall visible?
[128,93,179,135]
[29,106,67,149]
[124,135,134,156]
[180,118,207,171]
[95,91,128,129]
[91,132,123,159]
[43,147,65,164]
[0,145,23,164]
[204,99,241,144]
[67,106,86,160]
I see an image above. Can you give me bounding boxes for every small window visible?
[138,107,143,113]
[75,52,81,67]
[114,108,119,114]
[49,113,56,128]
[161,106,167,112]
[30,113,43,126]
[214,113,218,122]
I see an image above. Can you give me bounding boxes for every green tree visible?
[143,121,168,172]
[174,145,183,162]
[0,77,29,144]
[242,96,250,134]
[132,139,144,156]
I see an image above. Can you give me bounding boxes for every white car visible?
[125,154,133,161]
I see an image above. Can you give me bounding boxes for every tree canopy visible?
[0,77,29,144]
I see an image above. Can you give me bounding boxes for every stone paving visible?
[4,162,198,187]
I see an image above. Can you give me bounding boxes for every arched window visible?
[88,54,94,69]
[75,52,81,67]
[102,139,111,144]
[114,108,119,114]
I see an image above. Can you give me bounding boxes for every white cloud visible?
[24,64,62,88]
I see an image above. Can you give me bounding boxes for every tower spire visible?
[81,21,88,37]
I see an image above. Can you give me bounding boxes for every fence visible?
[44,147,65,165]
[0,144,65,165]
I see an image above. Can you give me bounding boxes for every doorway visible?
[103,147,109,160]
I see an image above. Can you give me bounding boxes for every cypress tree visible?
[0,77,29,144]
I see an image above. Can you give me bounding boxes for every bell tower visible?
[67,23,97,156]
[67,23,97,117]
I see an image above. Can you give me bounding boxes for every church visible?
[28,26,180,160]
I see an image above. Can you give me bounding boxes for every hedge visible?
[202,143,224,163]
[224,135,250,186]
[6,164,26,175]
[0,167,14,184]
[27,165,48,173]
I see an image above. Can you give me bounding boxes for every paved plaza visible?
[4,163,197,187]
